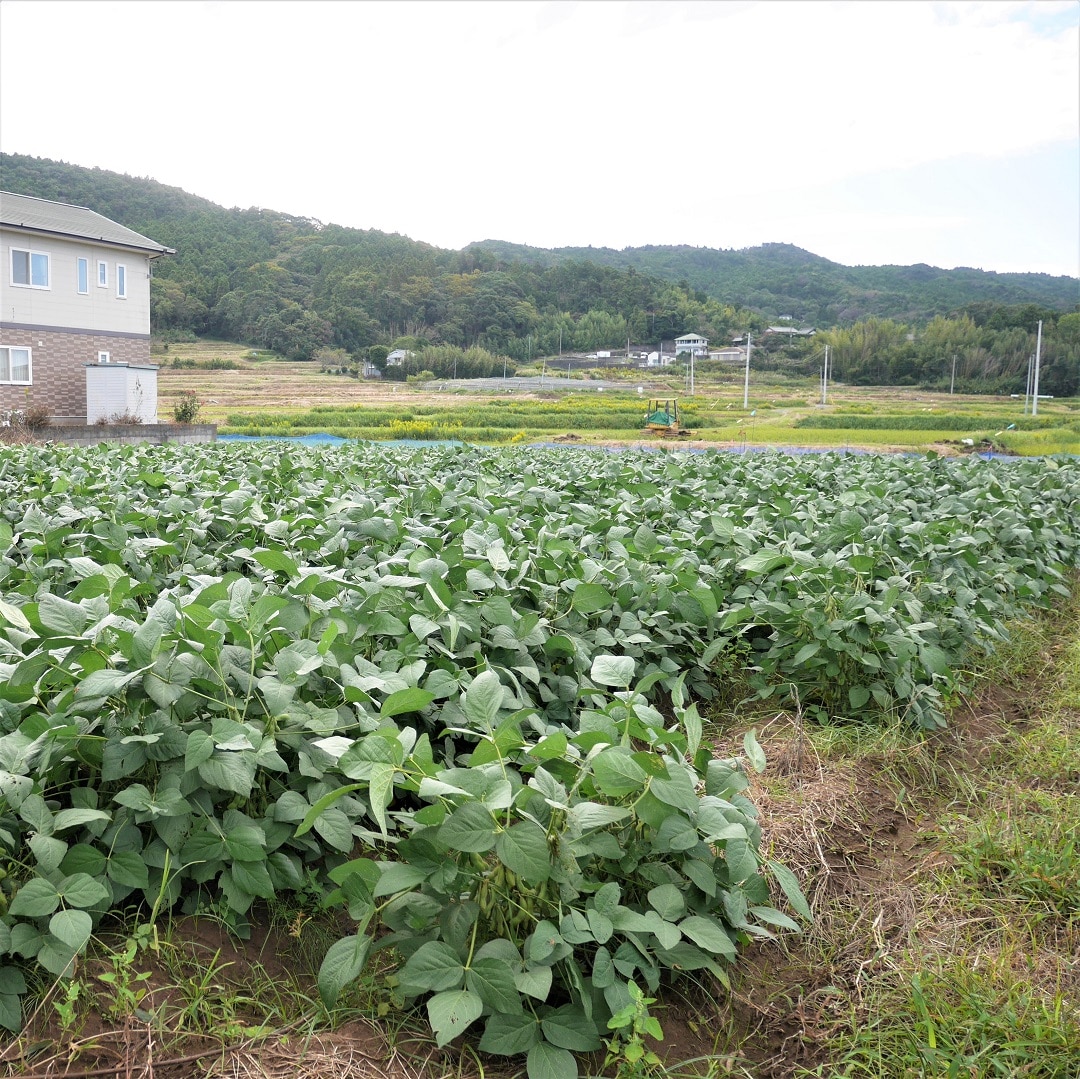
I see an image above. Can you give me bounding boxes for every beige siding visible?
[1,231,152,335]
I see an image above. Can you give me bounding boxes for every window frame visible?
[97,260,108,288]
[10,248,50,289]
[116,263,127,299]
[97,350,111,364]
[77,257,89,295]
[0,346,33,385]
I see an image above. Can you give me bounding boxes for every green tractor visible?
[643,399,692,439]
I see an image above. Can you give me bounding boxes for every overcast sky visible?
[2,0,1078,277]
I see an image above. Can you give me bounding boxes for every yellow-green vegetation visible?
[154,345,1079,455]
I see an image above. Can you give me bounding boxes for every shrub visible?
[173,391,202,424]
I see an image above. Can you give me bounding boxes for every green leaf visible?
[318,934,371,1007]
[52,808,110,833]
[225,825,267,862]
[59,872,110,909]
[426,988,484,1047]
[592,747,648,796]
[0,598,30,633]
[372,862,429,898]
[294,783,365,838]
[381,687,435,718]
[527,1040,578,1079]
[463,670,505,729]
[647,883,686,920]
[678,915,737,957]
[540,1004,602,1051]
[566,802,630,831]
[848,685,871,709]
[29,835,66,874]
[185,729,214,769]
[571,581,613,616]
[198,752,256,797]
[38,593,90,635]
[496,822,551,885]
[743,729,767,774]
[401,941,465,994]
[737,550,788,575]
[9,878,61,917]
[590,655,635,688]
[439,803,497,853]
[60,844,106,878]
[253,549,299,577]
[76,667,142,700]
[515,963,553,1001]
[107,851,150,890]
[479,1011,541,1056]
[466,957,522,1014]
[232,860,274,900]
[48,909,92,952]
[767,860,813,921]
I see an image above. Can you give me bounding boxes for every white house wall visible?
[1,231,152,335]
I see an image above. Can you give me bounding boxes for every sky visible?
[1,0,1078,277]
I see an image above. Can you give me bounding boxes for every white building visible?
[674,333,709,357]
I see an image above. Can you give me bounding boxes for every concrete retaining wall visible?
[39,423,218,447]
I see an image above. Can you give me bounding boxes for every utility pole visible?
[950,354,956,395]
[1031,320,1043,416]
[743,332,752,409]
[821,344,830,406]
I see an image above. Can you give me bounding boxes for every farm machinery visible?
[643,399,692,439]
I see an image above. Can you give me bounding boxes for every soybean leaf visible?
[318,934,371,1007]
[527,1041,578,1079]
[48,909,92,952]
[426,988,484,1047]
[540,1004,602,1051]
[590,655,635,688]
[767,860,813,921]
[479,1011,541,1056]
[401,941,466,994]
[496,822,551,885]
[466,957,522,1014]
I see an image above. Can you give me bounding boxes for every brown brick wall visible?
[0,329,150,423]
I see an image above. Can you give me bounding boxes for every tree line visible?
[2,152,1077,394]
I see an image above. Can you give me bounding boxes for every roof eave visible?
[0,221,174,257]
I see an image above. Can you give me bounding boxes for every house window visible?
[77,257,89,294]
[116,264,127,298]
[98,351,111,364]
[0,346,32,384]
[11,249,49,289]
[97,260,108,287]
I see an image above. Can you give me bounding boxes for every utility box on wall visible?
[85,362,159,424]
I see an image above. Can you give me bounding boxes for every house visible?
[709,346,746,364]
[1,191,174,423]
[385,348,413,367]
[674,333,709,357]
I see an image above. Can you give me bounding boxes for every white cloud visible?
[1,0,1077,274]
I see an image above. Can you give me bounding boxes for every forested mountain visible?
[2,152,1078,394]
[467,240,1078,326]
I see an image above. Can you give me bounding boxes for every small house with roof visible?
[1,190,174,423]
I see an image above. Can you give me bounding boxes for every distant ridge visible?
[2,152,1076,358]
